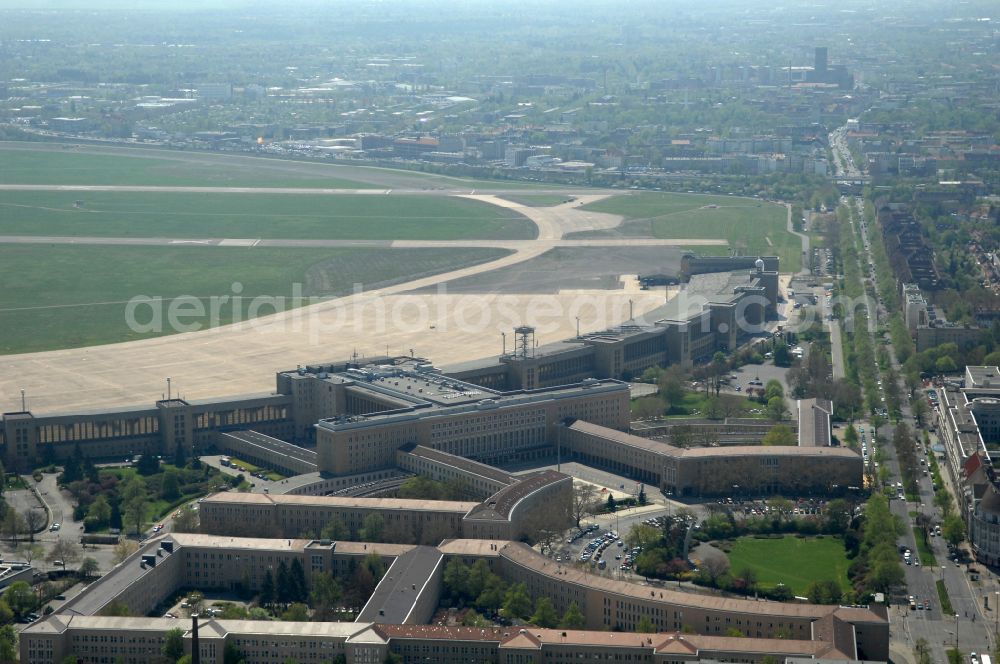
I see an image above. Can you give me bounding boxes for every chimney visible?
[191,614,200,664]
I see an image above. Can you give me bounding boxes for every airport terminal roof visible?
[637,270,755,323]
[316,375,627,432]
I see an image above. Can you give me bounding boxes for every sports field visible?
[0,245,508,354]
[578,192,800,270]
[0,191,537,240]
[724,535,851,596]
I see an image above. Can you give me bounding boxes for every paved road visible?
[0,183,612,197]
[829,176,995,659]
[0,235,728,249]
[0,141,613,194]
[785,203,810,276]
[0,187,707,414]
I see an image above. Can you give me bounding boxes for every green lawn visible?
[631,390,766,419]
[226,457,286,481]
[0,244,508,354]
[725,535,851,596]
[912,527,937,566]
[0,145,558,191]
[580,192,800,271]
[0,191,537,240]
[0,147,376,188]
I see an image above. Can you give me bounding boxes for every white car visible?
[49,523,60,532]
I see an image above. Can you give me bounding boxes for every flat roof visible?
[498,542,885,623]
[403,445,516,485]
[356,546,443,624]
[201,491,479,514]
[466,470,570,521]
[639,270,752,323]
[27,614,375,638]
[374,623,830,656]
[967,365,1000,389]
[568,421,860,460]
[317,378,627,432]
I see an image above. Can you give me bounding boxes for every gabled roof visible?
[655,633,699,654]
[502,629,542,649]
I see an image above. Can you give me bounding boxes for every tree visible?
[122,476,149,534]
[843,424,858,449]
[761,424,796,446]
[914,638,933,664]
[823,499,850,535]
[911,397,929,428]
[2,510,23,546]
[281,603,309,621]
[633,397,664,420]
[736,566,758,593]
[626,524,661,550]
[359,513,384,542]
[113,539,140,564]
[657,366,686,405]
[80,557,99,578]
[560,601,586,629]
[806,579,842,604]
[161,471,181,501]
[174,442,187,469]
[22,508,46,542]
[530,597,558,628]
[223,641,245,664]
[636,615,655,633]
[501,582,532,620]
[764,379,784,401]
[570,483,599,528]
[935,355,958,374]
[606,493,617,513]
[766,396,788,421]
[700,556,730,585]
[23,543,44,565]
[173,506,199,533]
[443,559,470,601]
[4,582,35,618]
[276,560,291,604]
[47,539,81,570]
[86,495,112,531]
[321,517,348,541]
[773,342,791,367]
[942,514,966,547]
[290,559,308,603]
[476,575,507,614]
[260,570,275,607]
[309,572,342,620]
[162,627,185,661]
[0,625,17,664]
